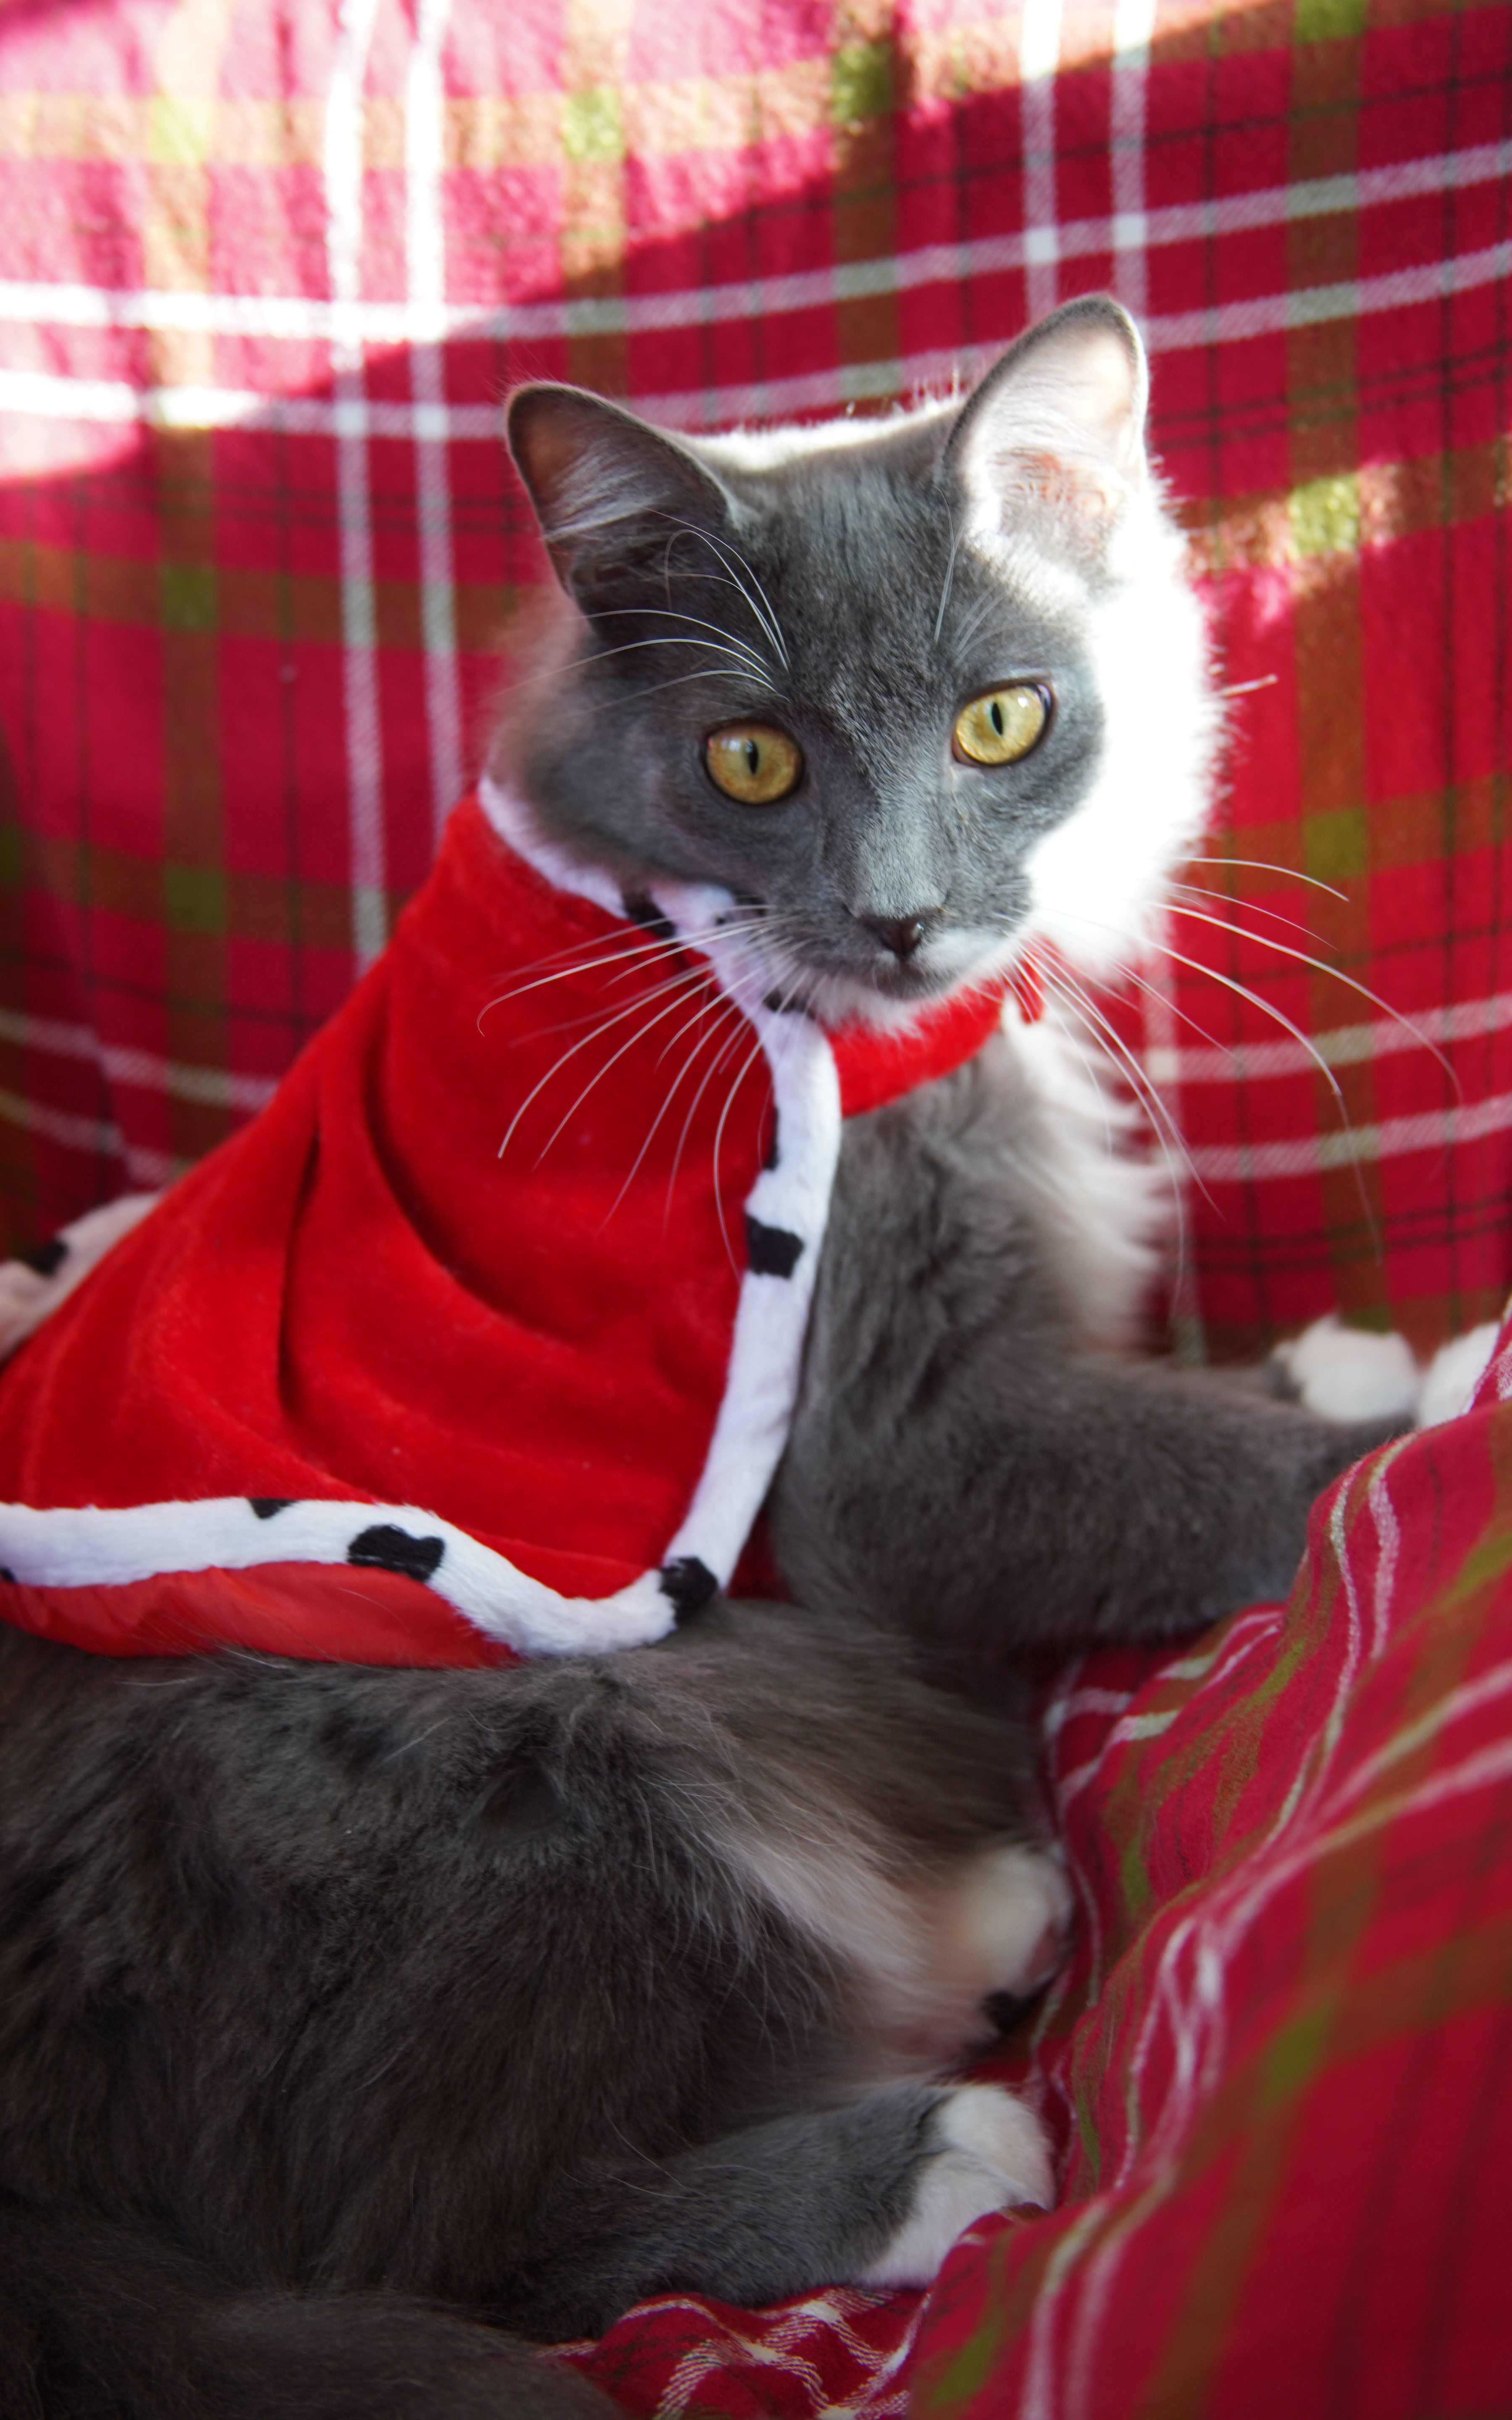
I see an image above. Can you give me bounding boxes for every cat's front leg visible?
[510,2081,1052,2340]
[773,1064,1400,1670]
[776,1337,1391,1668]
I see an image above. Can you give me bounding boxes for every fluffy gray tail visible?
[0,2197,618,2420]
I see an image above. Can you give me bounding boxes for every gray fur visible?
[0,1607,1037,2409]
[774,1038,1388,1684]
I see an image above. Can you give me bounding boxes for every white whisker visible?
[481,920,757,1019]
[517,964,713,1048]
[1041,961,1207,1218]
[710,1020,777,1274]
[1051,907,1353,1123]
[655,515,791,669]
[665,1013,753,1227]
[597,995,746,1232]
[933,510,963,646]
[584,606,772,682]
[1160,901,1459,1095]
[1047,906,1388,1244]
[1191,855,1348,901]
[497,976,717,1164]
[531,976,735,1170]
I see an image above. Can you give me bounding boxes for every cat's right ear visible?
[507,385,736,595]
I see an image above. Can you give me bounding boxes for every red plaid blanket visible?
[556,1333,1512,2416]
[2,0,1510,2409]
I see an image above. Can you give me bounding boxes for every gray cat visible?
[0,297,1388,2419]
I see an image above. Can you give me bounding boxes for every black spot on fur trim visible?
[248,1497,295,1521]
[20,1235,67,1277]
[762,989,807,1015]
[0,1568,13,1583]
[347,1525,446,1584]
[744,1216,804,1278]
[622,893,676,943]
[659,1557,719,1623]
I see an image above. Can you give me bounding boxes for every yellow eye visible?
[705,723,803,805]
[952,685,1050,767]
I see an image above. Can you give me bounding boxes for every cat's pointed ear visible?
[507,385,735,592]
[943,296,1149,557]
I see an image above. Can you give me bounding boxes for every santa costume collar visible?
[0,779,1020,1667]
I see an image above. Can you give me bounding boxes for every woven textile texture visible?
[555,1319,1512,2418]
[557,1319,1512,2415]
[0,0,1508,1359]
[3,2,1512,2413]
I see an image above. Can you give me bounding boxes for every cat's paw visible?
[857,2085,1053,2288]
[1417,1323,1501,1428]
[0,1191,160,1363]
[946,1842,1073,2001]
[1272,1315,1420,1425]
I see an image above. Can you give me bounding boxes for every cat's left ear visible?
[943,295,1148,558]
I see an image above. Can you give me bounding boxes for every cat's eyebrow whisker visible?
[583,607,773,682]
[600,667,781,706]
[653,515,790,670]
[933,511,964,647]
[1159,901,1461,1097]
[702,532,791,673]
[951,592,999,657]
[584,634,774,678]
[495,630,770,706]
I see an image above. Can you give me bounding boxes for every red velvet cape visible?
[0,785,1015,1666]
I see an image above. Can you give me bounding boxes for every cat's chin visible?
[801,934,1033,1035]
[802,962,1009,1036]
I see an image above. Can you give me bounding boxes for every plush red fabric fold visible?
[0,789,1010,1662]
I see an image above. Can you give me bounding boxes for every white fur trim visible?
[0,783,852,1661]
[0,1495,682,1658]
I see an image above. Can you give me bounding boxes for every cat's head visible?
[500,296,1215,1031]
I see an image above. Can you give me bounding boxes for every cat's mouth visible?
[786,939,1025,1035]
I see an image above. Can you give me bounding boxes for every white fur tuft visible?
[1020,480,1220,977]
[1417,1323,1500,1429]
[1273,1315,1420,1425]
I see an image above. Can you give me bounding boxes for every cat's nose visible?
[864,914,932,961]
